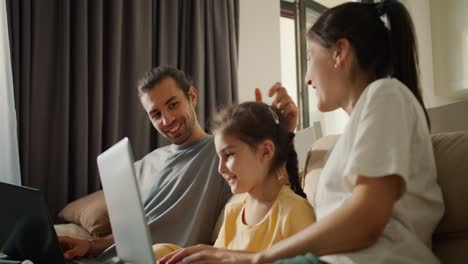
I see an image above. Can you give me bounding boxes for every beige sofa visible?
[302,130,468,263]
[56,131,468,262]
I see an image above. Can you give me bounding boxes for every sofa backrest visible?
[431,131,468,262]
[301,131,468,263]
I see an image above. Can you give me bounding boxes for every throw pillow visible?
[58,190,111,236]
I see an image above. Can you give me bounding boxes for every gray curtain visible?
[8,0,153,218]
[7,0,238,220]
[153,0,239,145]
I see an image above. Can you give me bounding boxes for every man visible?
[59,66,232,260]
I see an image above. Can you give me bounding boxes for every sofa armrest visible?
[301,135,340,205]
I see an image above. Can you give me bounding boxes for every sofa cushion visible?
[58,190,111,236]
[54,223,94,239]
[431,131,468,243]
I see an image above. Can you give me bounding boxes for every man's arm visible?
[89,234,114,255]
[59,233,114,260]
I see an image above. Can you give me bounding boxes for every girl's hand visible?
[255,83,298,132]
[158,244,262,264]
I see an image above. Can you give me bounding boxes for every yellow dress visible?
[214,185,315,252]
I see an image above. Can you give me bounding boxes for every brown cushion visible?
[58,190,111,236]
[431,131,468,237]
[54,223,93,239]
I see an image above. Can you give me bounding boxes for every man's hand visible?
[255,83,298,132]
[58,236,92,260]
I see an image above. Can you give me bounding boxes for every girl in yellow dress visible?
[156,101,315,260]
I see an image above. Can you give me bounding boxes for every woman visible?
[160,1,444,263]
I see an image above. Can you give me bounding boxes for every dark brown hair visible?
[211,102,306,198]
[308,0,430,128]
[137,66,193,98]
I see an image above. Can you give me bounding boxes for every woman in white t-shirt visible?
[159,1,444,263]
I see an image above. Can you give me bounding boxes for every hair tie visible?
[376,3,385,16]
[376,0,397,17]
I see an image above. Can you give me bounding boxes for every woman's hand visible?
[158,244,262,264]
[255,83,298,133]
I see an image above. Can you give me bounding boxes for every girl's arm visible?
[256,174,402,263]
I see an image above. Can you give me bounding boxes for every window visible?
[280,0,350,135]
[280,0,326,130]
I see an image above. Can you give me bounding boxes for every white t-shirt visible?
[315,78,444,264]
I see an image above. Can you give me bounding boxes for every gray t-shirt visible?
[135,135,231,247]
[97,136,231,261]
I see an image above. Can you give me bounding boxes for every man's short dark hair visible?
[137,66,193,97]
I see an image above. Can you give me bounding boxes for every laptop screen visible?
[0,182,65,264]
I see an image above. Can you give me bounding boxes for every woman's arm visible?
[160,174,402,264]
[257,174,402,263]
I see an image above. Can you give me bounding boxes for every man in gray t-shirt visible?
[59,66,231,260]
[137,135,230,247]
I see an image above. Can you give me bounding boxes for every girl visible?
[210,102,315,251]
[160,1,444,263]
[156,101,315,259]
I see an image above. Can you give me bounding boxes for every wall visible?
[430,0,468,99]
[403,0,466,108]
[238,0,467,135]
[238,0,348,135]
[314,0,348,8]
[238,0,282,104]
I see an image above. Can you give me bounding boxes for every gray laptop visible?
[97,137,156,264]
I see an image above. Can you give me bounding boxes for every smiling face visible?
[305,39,346,112]
[214,132,271,195]
[140,76,204,146]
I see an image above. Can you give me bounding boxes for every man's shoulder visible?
[186,136,217,157]
[145,144,173,158]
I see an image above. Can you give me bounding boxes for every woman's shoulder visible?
[358,78,421,119]
[365,78,416,104]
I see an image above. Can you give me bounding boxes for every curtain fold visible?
[8,0,153,218]
[153,0,239,133]
[7,0,239,220]
[0,0,21,186]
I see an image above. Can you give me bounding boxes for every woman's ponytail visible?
[382,0,431,129]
